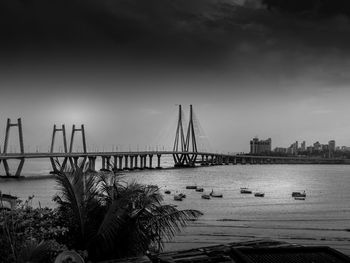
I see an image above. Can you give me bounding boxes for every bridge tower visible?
[185,104,198,166]
[173,105,198,167]
[173,105,187,167]
[69,124,87,170]
[50,124,68,173]
[2,118,25,177]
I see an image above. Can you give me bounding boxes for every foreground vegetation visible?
[0,167,202,262]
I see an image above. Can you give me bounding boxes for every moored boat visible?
[195,187,204,192]
[240,188,252,194]
[201,194,210,199]
[210,190,223,198]
[164,190,171,194]
[254,192,265,197]
[186,185,197,189]
[174,195,183,201]
[292,191,306,198]
[179,193,186,198]
[294,196,306,200]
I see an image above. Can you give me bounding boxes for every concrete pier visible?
[156,154,162,169]
[149,154,153,169]
[118,156,123,171]
[88,156,96,172]
[113,156,118,171]
[134,155,138,169]
[129,155,134,170]
[124,155,129,170]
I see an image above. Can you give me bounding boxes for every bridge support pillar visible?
[88,156,96,172]
[156,154,162,169]
[143,155,147,169]
[201,155,205,166]
[2,118,25,177]
[124,155,129,170]
[101,156,106,170]
[118,156,123,170]
[225,156,229,165]
[129,155,134,170]
[134,155,138,169]
[106,156,111,170]
[149,154,153,169]
[113,156,118,172]
[211,155,214,165]
[139,155,144,169]
[233,157,237,165]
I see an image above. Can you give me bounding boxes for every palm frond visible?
[144,205,202,250]
[17,240,52,263]
[54,167,99,246]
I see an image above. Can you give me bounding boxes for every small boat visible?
[174,195,183,201]
[179,193,186,198]
[292,191,306,198]
[294,197,306,200]
[210,190,223,198]
[195,187,204,192]
[254,192,265,197]
[201,194,210,199]
[240,188,252,194]
[186,185,197,190]
[164,190,171,194]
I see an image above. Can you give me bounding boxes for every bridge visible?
[0,105,347,177]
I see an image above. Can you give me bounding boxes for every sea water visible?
[1,158,349,255]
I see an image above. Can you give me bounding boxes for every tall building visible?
[328,140,336,152]
[250,137,272,154]
[313,141,321,151]
[301,141,306,151]
[289,141,298,155]
[328,140,336,157]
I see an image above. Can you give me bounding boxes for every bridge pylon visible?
[50,124,68,173]
[172,105,198,167]
[185,104,197,166]
[173,105,187,167]
[68,124,87,170]
[2,118,25,177]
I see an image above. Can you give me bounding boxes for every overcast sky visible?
[1,0,350,153]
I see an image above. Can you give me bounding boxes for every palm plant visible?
[53,165,202,261]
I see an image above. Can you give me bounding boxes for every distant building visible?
[321,144,329,152]
[328,140,335,157]
[274,147,287,153]
[307,146,313,153]
[341,146,350,152]
[250,137,272,154]
[313,141,321,151]
[301,141,306,151]
[288,141,298,155]
[328,140,335,152]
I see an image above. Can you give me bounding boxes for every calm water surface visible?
[1,159,350,255]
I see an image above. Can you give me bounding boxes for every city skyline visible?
[1,0,350,152]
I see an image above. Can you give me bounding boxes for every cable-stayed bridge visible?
[0,105,347,177]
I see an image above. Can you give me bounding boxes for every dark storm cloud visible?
[1,0,350,73]
[262,0,350,17]
[1,0,349,49]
